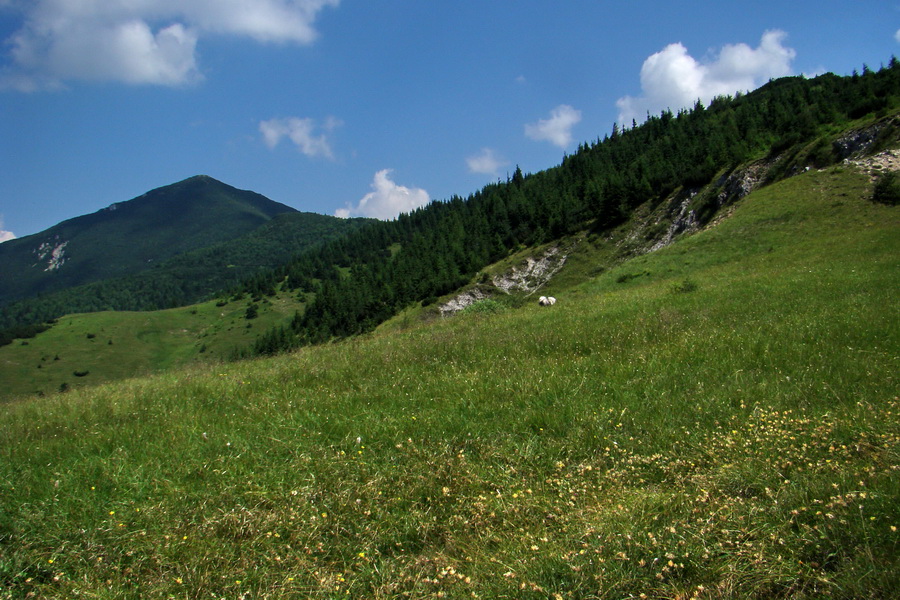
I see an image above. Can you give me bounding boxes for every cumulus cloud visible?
[525,104,582,148]
[8,21,200,89]
[616,30,796,125]
[466,147,508,175]
[0,216,15,243]
[895,29,900,43]
[1,0,339,90]
[260,116,341,159]
[335,170,430,220]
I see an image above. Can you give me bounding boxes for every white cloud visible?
[260,116,341,159]
[466,147,508,175]
[895,29,900,44]
[9,21,200,89]
[524,104,582,149]
[0,216,15,243]
[336,170,430,220]
[1,0,339,90]
[617,30,796,125]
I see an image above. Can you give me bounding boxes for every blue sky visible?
[0,1,896,240]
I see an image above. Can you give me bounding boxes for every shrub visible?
[668,278,698,294]
[461,299,505,316]
[643,221,669,241]
[872,171,900,205]
[809,138,836,168]
[616,271,650,284]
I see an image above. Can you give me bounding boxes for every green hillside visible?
[1,163,897,598]
[0,210,370,330]
[240,65,900,353]
[2,66,899,404]
[2,65,897,344]
[0,175,298,307]
[0,292,301,400]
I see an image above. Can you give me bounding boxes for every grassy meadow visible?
[1,166,898,598]
[0,292,301,400]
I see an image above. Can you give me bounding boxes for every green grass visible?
[0,293,300,400]
[0,167,897,599]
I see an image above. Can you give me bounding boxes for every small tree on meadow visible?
[872,171,900,205]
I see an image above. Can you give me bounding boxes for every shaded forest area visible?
[0,212,370,330]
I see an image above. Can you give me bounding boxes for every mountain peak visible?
[181,174,222,185]
[0,176,298,307]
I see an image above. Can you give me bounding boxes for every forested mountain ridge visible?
[245,63,900,355]
[0,175,298,307]
[0,211,371,331]
[1,63,898,397]
[2,63,898,599]
[2,63,898,351]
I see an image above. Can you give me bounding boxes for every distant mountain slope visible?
[0,210,372,329]
[125,210,374,301]
[0,175,298,306]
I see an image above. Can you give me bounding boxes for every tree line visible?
[247,60,900,356]
[0,213,369,331]
[2,60,898,350]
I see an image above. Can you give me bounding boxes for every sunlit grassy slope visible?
[1,166,897,599]
[0,293,300,400]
